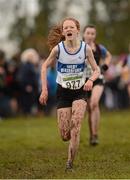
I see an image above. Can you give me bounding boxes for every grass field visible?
[0,109,130,179]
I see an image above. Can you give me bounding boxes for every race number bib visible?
[62,74,85,90]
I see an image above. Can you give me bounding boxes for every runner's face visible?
[83,27,96,43]
[62,20,79,41]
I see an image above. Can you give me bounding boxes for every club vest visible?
[56,41,88,90]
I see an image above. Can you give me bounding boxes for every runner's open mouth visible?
[67,33,72,37]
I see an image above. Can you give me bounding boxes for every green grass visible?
[0,109,130,179]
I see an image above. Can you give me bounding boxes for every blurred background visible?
[0,0,130,118]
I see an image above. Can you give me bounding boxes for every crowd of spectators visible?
[0,47,129,118]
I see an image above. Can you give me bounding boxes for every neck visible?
[88,41,94,46]
[65,39,79,48]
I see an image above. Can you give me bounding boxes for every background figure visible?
[104,56,121,109]
[83,25,112,145]
[5,60,19,116]
[0,50,18,118]
[123,43,130,105]
[116,52,130,108]
[18,48,40,115]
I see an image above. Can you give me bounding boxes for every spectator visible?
[18,48,40,115]
[0,50,17,117]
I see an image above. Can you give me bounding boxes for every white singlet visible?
[56,41,88,90]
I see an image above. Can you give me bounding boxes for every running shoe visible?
[90,135,99,146]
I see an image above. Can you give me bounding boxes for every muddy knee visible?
[61,130,70,141]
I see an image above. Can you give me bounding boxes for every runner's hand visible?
[39,88,48,105]
[83,79,93,91]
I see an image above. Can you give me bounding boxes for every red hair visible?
[47,17,80,51]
